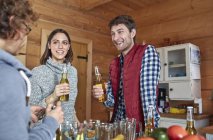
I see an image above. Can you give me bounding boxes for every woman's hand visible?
[54,83,70,97]
[45,83,70,104]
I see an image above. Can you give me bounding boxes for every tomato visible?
[167,125,188,140]
[182,135,206,140]
[136,137,155,140]
[151,127,169,140]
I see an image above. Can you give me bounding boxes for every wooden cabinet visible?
[157,43,200,82]
[169,80,201,100]
[157,43,201,100]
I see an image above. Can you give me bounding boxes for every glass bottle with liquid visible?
[94,66,106,102]
[94,120,101,140]
[158,92,165,113]
[59,64,69,101]
[185,106,197,135]
[144,105,154,136]
[164,96,170,113]
[56,125,63,140]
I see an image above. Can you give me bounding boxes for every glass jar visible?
[193,103,199,115]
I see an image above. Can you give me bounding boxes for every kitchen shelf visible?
[160,113,210,120]
[169,64,186,68]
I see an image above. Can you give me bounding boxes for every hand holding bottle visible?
[45,83,70,104]
[58,64,70,101]
[46,101,64,124]
[30,106,45,123]
[54,83,70,98]
[92,84,105,99]
[93,66,106,102]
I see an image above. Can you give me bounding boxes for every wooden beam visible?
[80,0,113,10]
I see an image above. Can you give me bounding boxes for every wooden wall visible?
[132,0,213,123]
[26,0,213,123]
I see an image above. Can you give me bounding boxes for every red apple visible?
[167,125,188,140]
[182,135,206,140]
[136,137,155,140]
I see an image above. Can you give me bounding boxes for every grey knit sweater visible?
[29,58,78,124]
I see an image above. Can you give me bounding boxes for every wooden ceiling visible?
[46,0,167,21]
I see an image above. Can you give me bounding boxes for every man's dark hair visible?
[108,15,136,42]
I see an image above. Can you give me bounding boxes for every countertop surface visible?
[160,113,210,120]
[198,125,213,135]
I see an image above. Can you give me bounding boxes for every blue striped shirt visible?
[104,44,160,127]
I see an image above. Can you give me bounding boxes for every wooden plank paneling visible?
[201,77,213,90]
[33,0,110,35]
[193,36,213,61]
[86,0,167,21]
[134,0,213,28]
[80,0,113,10]
[137,11,213,45]
[201,61,213,77]
[92,52,115,76]
[201,90,213,114]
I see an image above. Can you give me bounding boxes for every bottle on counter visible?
[144,105,154,136]
[95,120,101,140]
[87,119,96,139]
[59,64,69,101]
[158,92,165,113]
[94,66,106,102]
[193,103,199,115]
[185,106,197,135]
[164,96,170,113]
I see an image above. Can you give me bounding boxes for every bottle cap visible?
[94,66,101,76]
[187,106,193,109]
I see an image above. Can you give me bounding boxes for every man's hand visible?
[92,85,104,99]
[30,106,45,123]
[46,101,64,124]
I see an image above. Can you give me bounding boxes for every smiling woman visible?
[40,28,73,64]
[48,32,71,63]
[29,28,80,127]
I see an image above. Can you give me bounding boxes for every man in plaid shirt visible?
[93,15,160,132]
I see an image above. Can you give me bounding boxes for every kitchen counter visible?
[159,113,210,129]
[160,113,210,120]
[199,125,213,134]
[198,125,213,140]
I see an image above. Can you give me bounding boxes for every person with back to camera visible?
[0,0,64,140]
[92,15,160,133]
[29,28,79,125]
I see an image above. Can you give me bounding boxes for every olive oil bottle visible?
[144,105,154,136]
[59,64,69,101]
[185,106,197,135]
[94,66,106,102]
